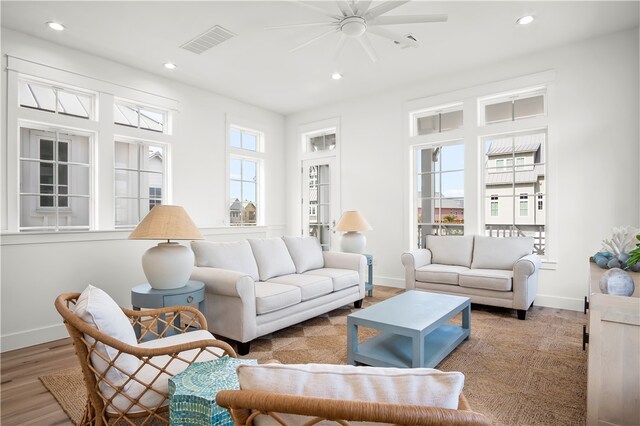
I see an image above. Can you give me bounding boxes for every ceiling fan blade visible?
[357,34,378,62]
[298,1,342,19]
[334,34,347,60]
[369,14,448,26]
[368,26,418,47]
[364,1,410,20]
[291,28,338,53]
[354,0,373,15]
[265,22,337,30]
[336,0,355,16]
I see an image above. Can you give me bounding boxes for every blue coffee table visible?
[347,290,470,368]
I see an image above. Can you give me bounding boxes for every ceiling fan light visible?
[516,15,535,25]
[331,72,343,80]
[46,21,65,31]
[340,17,367,37]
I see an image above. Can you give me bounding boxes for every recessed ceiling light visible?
[331,72,343,80]
[516,15,535,25]
[46,21,65,31]
[164,63,177,70]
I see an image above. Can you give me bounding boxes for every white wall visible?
[285,28,640,310]
[0,29,286,351]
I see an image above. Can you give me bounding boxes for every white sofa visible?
[402,235,541,319]
[190,236,366,354]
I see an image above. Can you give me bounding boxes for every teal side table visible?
[169,357,257,426]
[364,254,374,297]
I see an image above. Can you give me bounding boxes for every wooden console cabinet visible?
[586,261,640,425]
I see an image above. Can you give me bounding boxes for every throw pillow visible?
[191,240,260,281]
[471,235,534,270]
[247,238,296,281]
[282,236,324,273]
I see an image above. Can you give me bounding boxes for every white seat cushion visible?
[106,330,224,414]
[282,236,325,274]
[74,285,139,391]
[415,264,469,285]
[304,268,359,291]
[267,274,333,301]
[459,269,513,291]
[426,235,474,267]
[248,238,297,281]
[191,240,260,281]
[471,236,534,270]
[254,282,301,315]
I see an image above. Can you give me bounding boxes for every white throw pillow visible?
[74,285,139,390]
[237,363,464,410]
[282,236,324,273]
[426,235,474,267]
[248,238,297,281]
[191,240,260,281]
[471,235,534,270]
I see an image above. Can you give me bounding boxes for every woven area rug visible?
[41,286,588,425]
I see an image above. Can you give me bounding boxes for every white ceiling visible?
[1,1,638,115]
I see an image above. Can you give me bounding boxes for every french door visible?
[302,157,340,250]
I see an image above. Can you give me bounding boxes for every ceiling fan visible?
[266,1,448,62]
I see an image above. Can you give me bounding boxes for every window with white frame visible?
[414,142,464,247]
[305,129,336,152]
[114,141,166,227]
[411,104,463,136]
[490,195,499,216]
[229,125,262,226]
[19,127,91,231]
[114,100,167,133]
[480,87,545,125]
[19,79,94,119]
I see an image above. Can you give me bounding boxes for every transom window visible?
[480,87,545,125]
[305,129,336,152]
[411,104,463,136]
[19,80,94,119]
[114,100,167,133]
[231,127,259,151]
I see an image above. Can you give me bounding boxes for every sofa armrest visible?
[323,252,366,296]
[191,267,256,299]
[512,254,541,310]
[401,249,432,290]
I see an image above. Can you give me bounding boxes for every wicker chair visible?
[55,292,237,426]
[216,389,492,425]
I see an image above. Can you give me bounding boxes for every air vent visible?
[394,33,420,49]
[180,25,236,54]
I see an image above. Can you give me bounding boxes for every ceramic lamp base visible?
[142,242,193,289]
[341,231,366,254]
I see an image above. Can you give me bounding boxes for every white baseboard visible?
[1,323,68,352]
[533,294,584,312]
[373,276,404,288]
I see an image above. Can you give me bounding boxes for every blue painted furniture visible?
[364,254,373,297]
[169,356,257,426]
[131,280,205,339]
[347,290,471,368]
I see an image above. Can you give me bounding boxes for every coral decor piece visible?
[601,226,639,256]
[595,226,640,271]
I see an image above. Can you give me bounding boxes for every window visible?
[490,195,498,216]
[229,125,263,226]
[19,128,91,231]
[415,143,464,246]
[306,130,336,152]
[516,157,525,170]
[114,141,165,227]
[114,100,167,133]
[519,194,529,216]
[481,88,545,125]
[537,193,544,210]
[496,159,504,170]
[411,105,463,136]
[19,80,93,119]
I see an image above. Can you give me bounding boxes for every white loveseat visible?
[402,235,540,320]
[190,237,366,354]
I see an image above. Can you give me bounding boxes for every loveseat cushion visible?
[426,235,474,267]
[248,238,297,281]
[267,274,333,301]
[254,282,301,315]
[415,264,469,285]
[304,268,359,291]
[459,269,513,291]
[283,236,324,273]
[237,363,464,410]
[191,240,259,281]
[471,236,534,270]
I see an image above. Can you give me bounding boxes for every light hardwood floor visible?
[1,338,78,425]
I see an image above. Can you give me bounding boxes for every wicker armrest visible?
[123,305,208,341]
[216,389,491,426]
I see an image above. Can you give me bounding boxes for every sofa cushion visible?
[304,268,359,291]
[191,240,259,282]
[459,269,513,292]
[254,282,301,315]
[267,274,333,301]
[426,235,474,267]
[282,236,325,274]
[248,238,297,281]
[74,285,139,391]
[237,363,464,410]
[415,264,469,285]
[471,236,534,270]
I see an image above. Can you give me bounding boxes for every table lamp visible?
[335,211,372,254]
[129,205,203,289]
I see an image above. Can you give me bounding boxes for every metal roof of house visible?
[485,133,543,156]
[485,164,545,185]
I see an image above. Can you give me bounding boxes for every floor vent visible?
[180,25,236,54]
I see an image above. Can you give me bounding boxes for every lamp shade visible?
[129,205,203,241]
[129,205,202,290]
[335,211,372,232]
